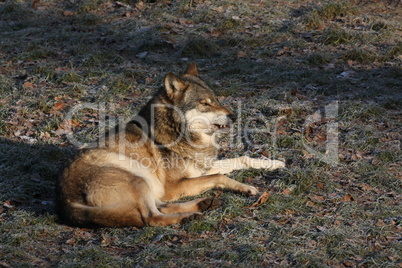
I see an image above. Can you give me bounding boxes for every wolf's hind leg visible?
[76,173,204,227]
[157,197,222,214]
[146,212,203,226]
[163,174,258,201]
[139,185,206,227]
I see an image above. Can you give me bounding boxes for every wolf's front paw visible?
[239,184,258,196]
[250,159,286,170]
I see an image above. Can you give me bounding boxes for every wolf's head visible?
[163,63,235,136]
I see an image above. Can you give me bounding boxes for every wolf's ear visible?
[185,62,198,76]
[164,73,187,98]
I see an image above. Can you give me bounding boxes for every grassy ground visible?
[0,0,401,267]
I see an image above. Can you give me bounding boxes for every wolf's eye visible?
[200,100,210,106]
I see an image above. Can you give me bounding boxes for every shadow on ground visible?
[0,138,75,215]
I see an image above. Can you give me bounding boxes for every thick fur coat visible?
[56,63,285,227]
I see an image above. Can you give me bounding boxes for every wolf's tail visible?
[59,202,144,228]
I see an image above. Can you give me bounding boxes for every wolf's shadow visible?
[0,138,76,216]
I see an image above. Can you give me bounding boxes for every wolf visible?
[56,63,285,228]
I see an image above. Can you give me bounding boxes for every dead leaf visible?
[276,47,291,57]
[261,151,271,158]
[374,242,382,250]
[341,194,354,202]
[237,51,247,58]
[32,0,40,8]
[317,182,324,189]
[343,260,355,267]
[54,102,66,111]
[63,10,74,17]
[53,128,70,136]
[23,82,34,89]
[0,261,11,268]
[245,177,253,183]
[136,1,146,10]
[3,200,14,209]
[178,19,192,25]
[214,190,223,198]
[334,220,342,225]
[246,192,271,208]
[290,89,305,100]
[61,119,80,129]
[275,117,289,135]
[360,183,374,192]
[275,118,287,128]
[212,7,224,12]
[65,238,76,245]
[282,188,291,196]
[54,119,80,136]
[306,201,317,207]
[210,29,222,37]
[309,195,325,202]
[39,131,51,139]
[101,234,117,246]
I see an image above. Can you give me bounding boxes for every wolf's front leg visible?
[163,174,258,201]
[206,156,285,175]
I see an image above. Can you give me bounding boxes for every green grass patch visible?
[218,17,243,32]
[185,219,217,233]
[376,151,397,163]
[303,2,353,29]
[342,48,377,63]
[387,42,402,59]
[0,0,32,18]
[72,13,102,26]
[321,27,357,45]
[180,37,220,58]
[59,71,82,84]
[371,20,389,31]
[307,53,332,65]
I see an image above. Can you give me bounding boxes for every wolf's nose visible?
[228,113,237,122]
